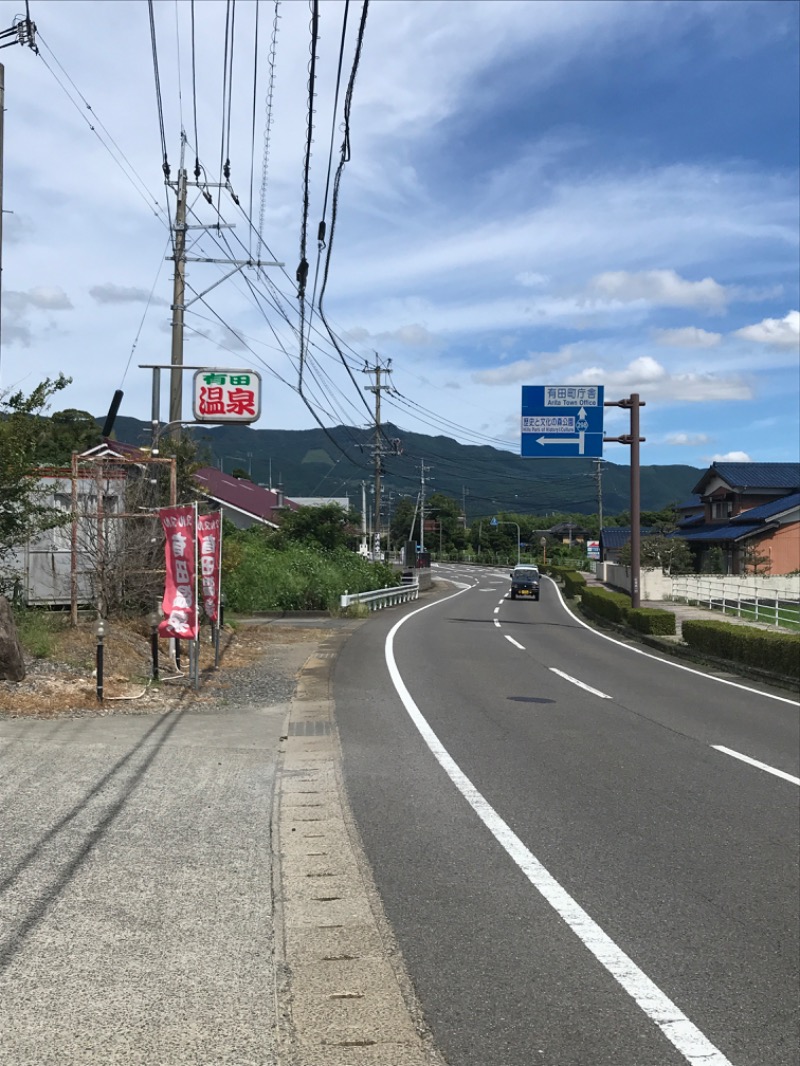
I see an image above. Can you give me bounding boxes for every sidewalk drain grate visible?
[289,721,332,736]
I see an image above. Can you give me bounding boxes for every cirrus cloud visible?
[655,327,722,348]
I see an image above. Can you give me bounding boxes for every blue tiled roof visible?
[677,496,703,511]
[694,462,800,494]
[731,491,800,523]
[677,513,705,528]
[680,523,764,543]
[600,527,653,549]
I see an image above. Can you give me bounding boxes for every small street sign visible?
[193,369,262,423]
[521,385,604,458]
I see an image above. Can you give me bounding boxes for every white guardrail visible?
[340,582,420,611]
[670,575,800,629]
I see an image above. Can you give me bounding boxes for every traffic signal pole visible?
[603,393,645,608]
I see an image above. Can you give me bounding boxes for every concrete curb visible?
[273,624,447,1065]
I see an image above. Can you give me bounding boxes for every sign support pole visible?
[603,393,645,608]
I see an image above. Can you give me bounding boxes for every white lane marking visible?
[493,607,500,614]
[493,620,501,628]
[550,667,613,700]
[505,635,525,650]
[385,590,733,1066]
[547,578,800,707]
[712,745,800,786]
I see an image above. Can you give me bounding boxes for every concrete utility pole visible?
[593,458,605,532]
[363,355,393,557]
[0,10,39,379]
[163,131,283,438]
[419,460,432,552]
[169,153,187,430]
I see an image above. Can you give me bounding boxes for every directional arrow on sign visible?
[536,431,586,454]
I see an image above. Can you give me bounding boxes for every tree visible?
[0,375,73,582]
[390,496,418,548]
[37,408,100,464]
[740,540,772,575]
[272,503,360,551]
[619,534,694,574]
[701,546,726,574]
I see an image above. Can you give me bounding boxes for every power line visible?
[296,0,320,391]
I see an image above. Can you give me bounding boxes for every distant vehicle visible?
[509,565,540,601]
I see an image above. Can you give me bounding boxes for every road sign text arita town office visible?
[521,385,604,458]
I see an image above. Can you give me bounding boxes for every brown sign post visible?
[603,394,646,609]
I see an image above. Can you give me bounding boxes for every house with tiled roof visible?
[677,462,800,574]
[193,467,299,529]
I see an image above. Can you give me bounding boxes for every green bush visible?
[222,539,400,613]
[626,607,676,636]
[562,570,587,598]
[580,586,631,624]
[682,620,800,680]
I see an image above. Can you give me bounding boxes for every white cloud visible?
[584,269,728,311]
[665,432,712,446]
[516,272,550,288]
[734,310,799,349]
[655,327,722,348]
[90,284,168,306]
[711,451,752,462]
[6,287,73,312]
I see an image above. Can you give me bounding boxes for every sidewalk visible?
[579,571,790,639]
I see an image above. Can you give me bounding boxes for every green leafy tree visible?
[0,376,73,579]
[390,496,418,548]
[740,540,772,575]
[701,546,726,574]
[272,503,360,551]
[37,408,100,464]
[619,534,694,574]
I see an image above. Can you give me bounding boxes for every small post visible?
[214,622,220,670]
[175,637,181,671]
[96,617,105,703]
[149,607,160,680]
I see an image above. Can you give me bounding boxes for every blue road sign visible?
[521,385,604,458]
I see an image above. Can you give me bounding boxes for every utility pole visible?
[604,394,645,608]
[419,460,432,552]
[162,131,283,439]
[169,148,187,431]
[593,458,605,531]
[0,10,39,379]
[363,355,393,557]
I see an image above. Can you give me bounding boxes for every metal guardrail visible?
[340,582,420,611]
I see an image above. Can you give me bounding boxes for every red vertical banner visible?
[158,505,199,639]
[197,511,222,622]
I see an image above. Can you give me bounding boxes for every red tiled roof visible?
[194,466,298,524]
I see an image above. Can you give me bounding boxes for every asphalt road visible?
[333,564,800,1066]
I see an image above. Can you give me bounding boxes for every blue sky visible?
[1,0,798,473]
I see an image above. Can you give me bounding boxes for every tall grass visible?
[12,608,68,658]
[222,540,399,612]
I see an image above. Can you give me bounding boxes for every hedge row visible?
[626,607,676,636]
[580,587,677,636]
[580,586,631,623]
[545,566,587,598]
[682,620,800,680]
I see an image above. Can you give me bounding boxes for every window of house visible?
[711,499,733,520]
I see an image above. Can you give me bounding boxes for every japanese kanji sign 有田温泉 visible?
[192,369,262,423]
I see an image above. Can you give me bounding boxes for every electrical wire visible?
[296,0,320,392]
[248,0,260,257]
[173,0,184,132]
[35,32,169,228]
[119,233,174,388]
[257,1,281,271]
[147,1,171,187]
[190,0,201,179]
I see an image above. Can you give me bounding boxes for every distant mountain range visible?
[109,415,703,518]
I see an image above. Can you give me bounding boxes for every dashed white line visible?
[493,607,500,614]
[712,745,800,785]
[549,668,613,700]
[505,635,525,650]
[493,620,501,628]
[385,588,733,1066]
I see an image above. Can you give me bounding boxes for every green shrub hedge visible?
[544,566,587,598]
[580,586,631,624]
[625,607,676,636]
[682,620,800,680]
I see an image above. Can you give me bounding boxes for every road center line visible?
[493,620,501,628]
[550,667,613,699]
[493,607,500,614]
[505,635,525,650]
[386,589,732,1066]
[712,745,800,785]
